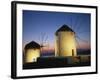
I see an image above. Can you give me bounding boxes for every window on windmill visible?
[72,49,74,56]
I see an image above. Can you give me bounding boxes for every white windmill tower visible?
[55,24,77,57]
[24,41,41,63]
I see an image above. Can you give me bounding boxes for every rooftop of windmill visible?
[55,24,75,35]
[25,41,41,50]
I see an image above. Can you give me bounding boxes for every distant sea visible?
[40,52,55,57]
[41,49,91,57]
[77,49,91,55]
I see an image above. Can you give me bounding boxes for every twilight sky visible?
[23,10,91,53]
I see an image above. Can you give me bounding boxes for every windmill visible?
[55,15,90,57]
[55,24,77,57]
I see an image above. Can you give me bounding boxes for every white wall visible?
[0,0,99,80]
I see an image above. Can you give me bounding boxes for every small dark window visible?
[72,49,74,56]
